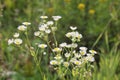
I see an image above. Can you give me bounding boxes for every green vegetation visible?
[0,0,120,80]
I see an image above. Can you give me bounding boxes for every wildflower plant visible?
[8,16,97,80]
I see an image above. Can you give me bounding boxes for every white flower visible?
[66,31,82,39]
[70,26,77,30]
[52,47,62,52]
[63,62,69,67]
[39,26,45,31]
[54,55,62,60]
[80,50,87,55]
[38,44,47,48]
[39,24,48,31]
[40,16,48,19]
[22,22,31,26]
[65,32,72,38]
[34,31,40,36]
[52,16,62,21]
[86,54,95,62]
[18,25,27,31]
[43,52,46,55]
[74,60,82,66]
[89,50,97,54]
[64,53,70,57]
[59,42,67,47]
[45,29,51,34]
[47,21,54,25]
[70,58,77,63]
[79,47,87,51]
[8,39,14,45]
[50,60,58,65]
[74,53,81,58]
[70,43,78,48]
[73,31,82,39]
[13,33,19,38]
[14,38,22,45]
[66,43,78,48]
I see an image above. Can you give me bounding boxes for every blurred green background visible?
[0,0,120,80]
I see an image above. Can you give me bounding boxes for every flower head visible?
[54,55,62,60]
[50,60,58,65]
[89,50,97,54]
[8,39,14,45]
[18,25,27,31]
[52,16,62,21]
[45,29,51,34]
[79,47,87,51]
[13,33,19,38]
[14,38,23,45]
[64,53,70,57]
[59,42,67,47]
[22,22,31,26]
[70,26,77,30]
[34,31,40,36]
[63,62,69,67]
[47,21,54,25]
[38,44,47,48]
[40,16,48,19]
[74,60,82,66]
[53,47,62,52]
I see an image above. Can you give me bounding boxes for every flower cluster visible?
[8,15,97,79]
[8,22,31,45]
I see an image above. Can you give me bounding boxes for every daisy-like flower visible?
[74,53,81,58]
[8,39,14,45]
[14,38,23,45]
[39,24,48,31]
[39,26,46,31]
[63,62,69,67]
[86,54,95,62]
[50,60,58,65]
[74,60,82,66]
[89,50,97,54]
[64,53,70,57]
[59,42,67,47]
[22,22,31,26]
[70,43,78,48]
[47,21,54,25]
[52,47,62,52]
[54,55,62,60]
[70,26,77,30]
[45,29,51,34]
[34,31,40,36]
[80,50,87,55]
[66,31,82,40]
[79,47,87,51]
[73,31,82,39]
[40,16,48,19]
[52,16,62,21]
[13,33,19,38]
[65,32,72,38]
[18,25,27,31]
[38,44,47,48]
